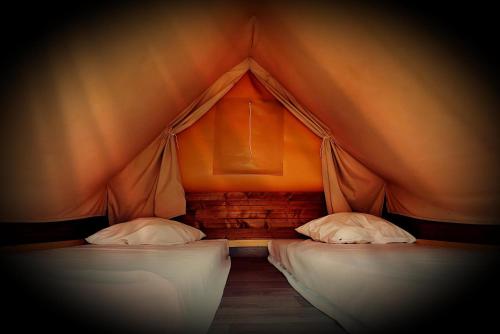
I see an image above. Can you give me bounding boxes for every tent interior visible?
[1,1,499,333]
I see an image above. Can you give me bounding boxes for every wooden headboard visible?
[179,192,327,239]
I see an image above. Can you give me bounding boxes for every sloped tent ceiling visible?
[0,2,255,221]
[0,1,499,224]
[106,57,386,224]
[250,3,500,223]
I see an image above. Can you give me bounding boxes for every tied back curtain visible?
[108,57,384,224]
[107,60,249,223]
[248,59,385,215]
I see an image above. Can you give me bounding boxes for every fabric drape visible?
[107,60,250,223]
[108,57,385,223]
[248,59,385,215]
[107,135,167,223]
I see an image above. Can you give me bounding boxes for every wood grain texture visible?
[181,192,326,239]
[208,257,346,334]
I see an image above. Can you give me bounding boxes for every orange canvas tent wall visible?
[0,1,499,234]
[177,73,323,192]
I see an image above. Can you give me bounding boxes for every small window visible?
[213,98,284,175]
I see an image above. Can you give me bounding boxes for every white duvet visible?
[268,239,500,333]
[11,240,230,334]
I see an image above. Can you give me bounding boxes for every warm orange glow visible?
[214,98,284,175]
[0,3,253,221]
[177,73,323,191]
[1,2,498,223]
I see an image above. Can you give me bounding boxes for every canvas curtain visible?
[108,57,385,223]
[107,60,249,223]
[248,59,385,215]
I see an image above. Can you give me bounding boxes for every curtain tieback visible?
[320,135,334,156]
[163,128,179,150]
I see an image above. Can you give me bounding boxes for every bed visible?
[3,239,230,334]
[268,238,500,333]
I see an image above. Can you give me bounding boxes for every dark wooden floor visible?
[208,257,346,334]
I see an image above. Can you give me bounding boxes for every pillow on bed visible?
[296,212,416,244]
[86,217,206,245]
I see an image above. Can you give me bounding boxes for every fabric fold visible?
[108,57,385,223]
[250,60,385,215]
[107,60,249,224]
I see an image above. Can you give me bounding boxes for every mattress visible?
[268,239,500,333]
[3,239,230,334]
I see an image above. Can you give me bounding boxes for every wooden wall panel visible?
[180,192,326,239]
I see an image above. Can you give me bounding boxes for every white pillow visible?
[86,217,206,245]
[296,212,416,244]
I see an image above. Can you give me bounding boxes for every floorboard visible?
[208,257,346,334]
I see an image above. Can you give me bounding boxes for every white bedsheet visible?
[268,239,500,333]
[9,239,230,334]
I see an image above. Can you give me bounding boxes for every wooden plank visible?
[267,219,311,228]
[246,192,292,200]
[187,218,241,229]
[225,218,310,225]
[289,192,325,201]
[184,218,313,230]
[225,192,248,199]
[208,257,344,333]
[186,192,324,201]
[268,210,324,218]
[186,201,227,209]
[289,201,327,207]
[194,210,324,219]
[224,199,289,206]
[203,228,271,239]
[220,203,322,209]
[188,204,325,211]
[184,217,311,224]
[227,230,272,239]
[184,192,327,239]
[202,228,305,240]
[202,223,242,229]
[235,220,267,229]
[185,193,226,201]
